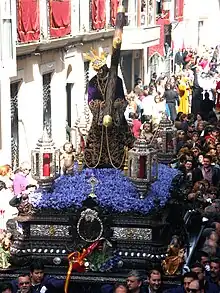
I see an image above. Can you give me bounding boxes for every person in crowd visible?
[163,82,180,121]
[114,284,128,293]
[187,280,201,293]
[209,258,220,286]
[0,181,16,231]
[201,92,215,121]
[166,271,198,293]
[192,155,220,186]
[130,113,142,139]
[17,274,32,293]
[13,162,31,196]
[12,260,64,293]
[126,270,143,293]
[146,269,163,293]
[0,165,13,190]
[0,283,13,293]
[190,262,219,293]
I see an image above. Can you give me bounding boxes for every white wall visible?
[0,77,11,165]
[184,0,220,49]
[0,38,113,166]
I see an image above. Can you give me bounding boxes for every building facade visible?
[148,0,184,76]
[0,0,161,167]
[183,0,220,50]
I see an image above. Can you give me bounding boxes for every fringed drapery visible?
[17,0,40,43]
[49,0,71,38]
[110,0,119,26]
[91,0,106,30]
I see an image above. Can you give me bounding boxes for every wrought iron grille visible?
[43,73,52,137]
[84,61,90,93]
[10,82,20,170]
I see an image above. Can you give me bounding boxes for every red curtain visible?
[148,18,165,57]
[17,0,40,43]
[50,0,71,38]
[91,0,106,30]
[178,0,184,21]
[110,0,119,26]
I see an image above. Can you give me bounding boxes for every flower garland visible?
[30,164,179,214]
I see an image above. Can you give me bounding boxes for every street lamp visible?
[128,137,158,199]
[31,130,60,190]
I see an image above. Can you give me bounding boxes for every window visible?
[43,73,52,137]
[10,82,20,170]
[156,0,162,15]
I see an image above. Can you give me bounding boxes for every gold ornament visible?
[103,115,112,127]
[83,48,108,71]
[123,147,129,176]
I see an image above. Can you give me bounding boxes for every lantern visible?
[128,138,158,199]
[152,114,177,164]
[31,131,60,190]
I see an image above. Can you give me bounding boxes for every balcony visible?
[121,12,160,50]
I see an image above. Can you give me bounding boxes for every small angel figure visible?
[60,142,76,175]
[0,231,12,269]
[162,235,185,276]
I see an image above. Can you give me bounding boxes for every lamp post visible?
[128,137,158,199]
[31,130,60,191]
[153,114,177,164]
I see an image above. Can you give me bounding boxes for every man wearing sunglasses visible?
[17,274,32,293]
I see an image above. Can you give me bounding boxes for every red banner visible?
[178,0,184,21]
[148,18,164,58]
[50,0,71,38]
[17,0,40,43]
[110,0,119,26]
[91,0,106,30]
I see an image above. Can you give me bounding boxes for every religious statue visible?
[0,231,12,269]
[60,142,76,175]
[83,5,134,168]
[162,235,185,275]
[17,193,34,217]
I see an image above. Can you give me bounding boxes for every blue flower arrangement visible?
[30,164,179,214]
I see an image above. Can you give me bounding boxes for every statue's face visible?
[64,143,73,153]
[97,65,108,78]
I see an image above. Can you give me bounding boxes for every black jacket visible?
[192,166,220,187]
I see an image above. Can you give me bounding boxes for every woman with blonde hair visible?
[0,165,13,190]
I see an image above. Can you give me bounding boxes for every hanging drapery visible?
[148,18,165,58]
[17,0,40,43]
[50,0,71,38]
[110,0,119,26]
[177,0,184,21]
[91,0,106,30]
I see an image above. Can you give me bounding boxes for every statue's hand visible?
[100,101,105,109]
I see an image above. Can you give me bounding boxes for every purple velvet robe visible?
[88,76,125,103]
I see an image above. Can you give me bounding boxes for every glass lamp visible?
[31,130,60,190]
[128,137,158,199]
[152,114,177,164]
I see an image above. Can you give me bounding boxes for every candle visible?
[139,156,146,179]
[43,153,51,177]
